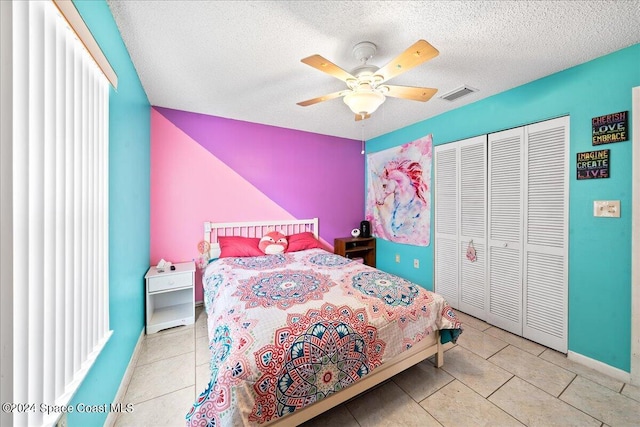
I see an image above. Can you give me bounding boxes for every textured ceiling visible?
[107,1,640,140]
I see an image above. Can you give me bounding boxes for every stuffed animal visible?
[259,231,288,254]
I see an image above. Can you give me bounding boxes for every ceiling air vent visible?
[439,85,478,102]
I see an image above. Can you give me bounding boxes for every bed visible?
[186,218,461,426]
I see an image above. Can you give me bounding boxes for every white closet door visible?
[434,145,459,308]
[487,127,524,335]
[523,116,569,352]
[458,136,487,319]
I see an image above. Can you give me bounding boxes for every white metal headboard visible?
[203,218,319,247]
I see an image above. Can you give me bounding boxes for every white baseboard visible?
[104,328,145,427]
[567,350,631,384]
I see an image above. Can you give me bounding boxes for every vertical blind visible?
[11,1,111,426]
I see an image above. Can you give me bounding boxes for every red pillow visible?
[286,232,323,252]
[218,236,263,258]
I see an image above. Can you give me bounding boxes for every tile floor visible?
[114,307,640,426]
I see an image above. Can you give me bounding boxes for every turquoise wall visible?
[68,1,150,426]
[368,44,639,372]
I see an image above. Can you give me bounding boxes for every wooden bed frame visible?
[202,218,444,426]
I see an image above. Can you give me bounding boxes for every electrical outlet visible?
[593,200,620,217]
[395,254,400,263]
[413,259,420,268]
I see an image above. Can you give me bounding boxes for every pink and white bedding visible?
[186,248,461,426]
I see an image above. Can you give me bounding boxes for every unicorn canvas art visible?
[366,135,432,246]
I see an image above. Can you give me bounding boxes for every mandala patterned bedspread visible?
[186,248,461,426]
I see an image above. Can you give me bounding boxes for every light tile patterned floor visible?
[114,307,640,426]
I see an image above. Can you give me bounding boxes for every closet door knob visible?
[503,243,508,248]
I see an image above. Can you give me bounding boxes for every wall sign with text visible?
[592,111,628,145]
[577,149,609,180]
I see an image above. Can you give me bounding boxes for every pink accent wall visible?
[150,108,364,301]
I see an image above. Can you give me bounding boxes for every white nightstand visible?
[144,261,195,334]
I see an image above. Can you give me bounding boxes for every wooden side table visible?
[334,237,376,268]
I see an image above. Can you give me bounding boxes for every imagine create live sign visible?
[577,149,609,180]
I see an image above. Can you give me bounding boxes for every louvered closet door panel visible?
[487,127,523,335]
[525,253,565,349]
[460,240,485,318]
[435,147,458,236]
[458,136,487,319]
[489,130,522,243]
[523,116,569,352]
[488,246,522,324]
[435,238,459,307]
[434,145,459,307]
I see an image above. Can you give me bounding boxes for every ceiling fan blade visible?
[383,85,438,102]
[301,55,356,82]
[355,113,371,121]
[376,40,439,83]
[297,90,349,107]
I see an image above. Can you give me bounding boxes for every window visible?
[1,1,115,425]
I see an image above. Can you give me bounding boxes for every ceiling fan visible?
[297,40,439,121]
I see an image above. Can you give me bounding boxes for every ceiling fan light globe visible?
[343,91,385,116]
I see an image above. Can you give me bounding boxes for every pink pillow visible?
[218,236,263,258]
[286,232,323,252]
